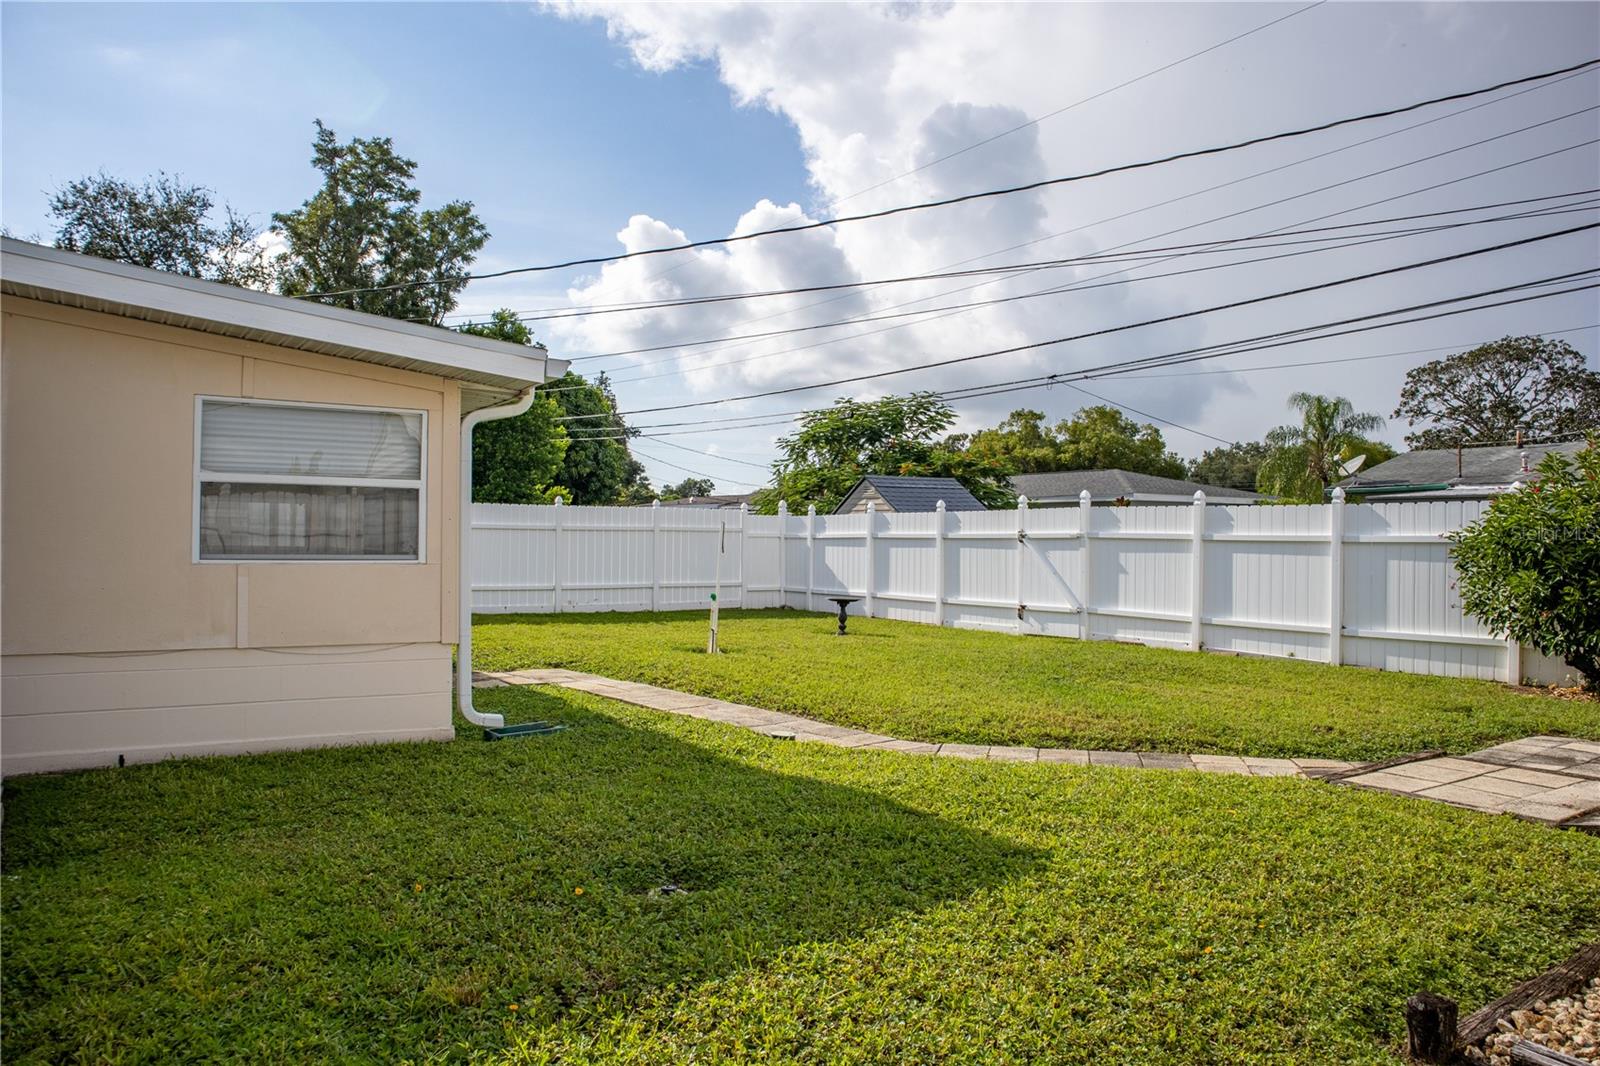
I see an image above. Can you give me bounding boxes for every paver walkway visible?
[473,667,1356,778]
[1328,737,1600,830]
[475,669,1600,829]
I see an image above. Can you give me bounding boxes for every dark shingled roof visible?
[1340,440,1585,496]
[838,475,987,513]
[1010,469,1262,501]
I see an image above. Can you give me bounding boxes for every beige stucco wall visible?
[1,297,464,773]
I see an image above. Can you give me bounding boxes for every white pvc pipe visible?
[457,388,537,728]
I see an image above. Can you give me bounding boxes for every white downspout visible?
[457,387,537,728]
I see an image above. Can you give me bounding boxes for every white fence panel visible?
[470,494,1541,683]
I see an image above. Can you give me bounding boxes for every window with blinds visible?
[195,398,425,561]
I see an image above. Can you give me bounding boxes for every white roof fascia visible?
[1,239,559,403]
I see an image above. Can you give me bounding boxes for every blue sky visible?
[5,3,1598,494]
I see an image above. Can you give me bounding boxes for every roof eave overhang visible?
[2,239,562,413]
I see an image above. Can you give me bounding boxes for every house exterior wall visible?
[1,297,463,774]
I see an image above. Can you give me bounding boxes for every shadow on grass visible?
[1,686,1037,1062]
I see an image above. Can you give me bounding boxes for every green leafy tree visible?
[1395,336,1600,449]
[754,393,1014,514]
[1257,392,1386,502]
[273,121,488,324]
[1449,440,1600,689]
[962,409,1061,473]
[48,171,273,287]
[458,310,569,504]
[1187,441,1272,491]
[542,372,646,504]
[1053,406,1185,478]
[663,477,716,499]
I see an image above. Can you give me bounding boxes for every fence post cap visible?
[554,495,564,507]
[651,498,660,509]
[807,503,817,516]
[1331,486,1346,502]
[778,499,789,515]
[935,499,947,512]
[1079,490,1093,504]
[865,500,876,513]
[1017,494,1029,507]
[739,501,749,514]
[1193,490,1206,504]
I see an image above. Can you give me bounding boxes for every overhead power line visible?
[558,269,1598,440]
[299,57,1599,299]
[489,189,1598,329]
[568,117,1600,387]
[555,221,1597,419]
[561,198,1597,366]
[828,2,1328,208]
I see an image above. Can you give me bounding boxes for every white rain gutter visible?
[457,387,537,728]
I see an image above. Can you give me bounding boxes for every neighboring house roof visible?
[1338,440,1586,499]
[1011,469,1262,502]
[0,238,567,411]
[835,475,987,513]
[658,493,756,509]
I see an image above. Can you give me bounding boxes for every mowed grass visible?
[3,685,1598,1064]
[473,609,1599,761]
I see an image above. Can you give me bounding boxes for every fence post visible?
[1190,491,1206,651]
[1015,495,1029,634]
[650,499,662,612]
[864,501,877,618]
[551,495,565,614]
[1079,490,1092,638]
[806,504,817,613]
[777,500,789,608]
[738,502,749,607]
[933,499,948,627]
[1328,487,1345,666]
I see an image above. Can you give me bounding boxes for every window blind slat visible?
[200,401,422,479]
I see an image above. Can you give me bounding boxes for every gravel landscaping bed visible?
[1466,977,1600,1064]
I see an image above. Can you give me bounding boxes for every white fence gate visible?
[471,494,1564,684]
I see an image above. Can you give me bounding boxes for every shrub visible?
[1449,439,1600,689]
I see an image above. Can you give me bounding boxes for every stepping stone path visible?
[475,670,1600,829]
[473,668,1355,779]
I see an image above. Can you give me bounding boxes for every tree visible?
[1449,440,1600,690]
[457,310,569,504]
[959,406,1184,478]
[1257,392,1386,502]
[1187,441,1272,491]
[1394,336,1600,449]
[663,478,716,499]
[541,372,646,504]
[1052,406,1185,478]
[48,171,273,287]
[962,409,1061,473]
[273,121,488,324]
[754,393,1014,514]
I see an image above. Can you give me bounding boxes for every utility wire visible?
[555,222,1597,419]
[462,189,1599,327]
[569,117,1600,386]
[565,199,1598,366]
[827,1,1329,208]
[299,57,1599,298]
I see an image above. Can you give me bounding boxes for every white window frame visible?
[192,395,428,564]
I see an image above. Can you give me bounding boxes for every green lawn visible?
[3,685,1598,1064]
[473,609,1598,762]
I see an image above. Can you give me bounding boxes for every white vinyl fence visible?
[471,494,1567,684]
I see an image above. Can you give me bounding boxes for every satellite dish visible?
[1339,453,1368,477]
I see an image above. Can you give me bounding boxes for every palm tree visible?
[1257,392,1385,502]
